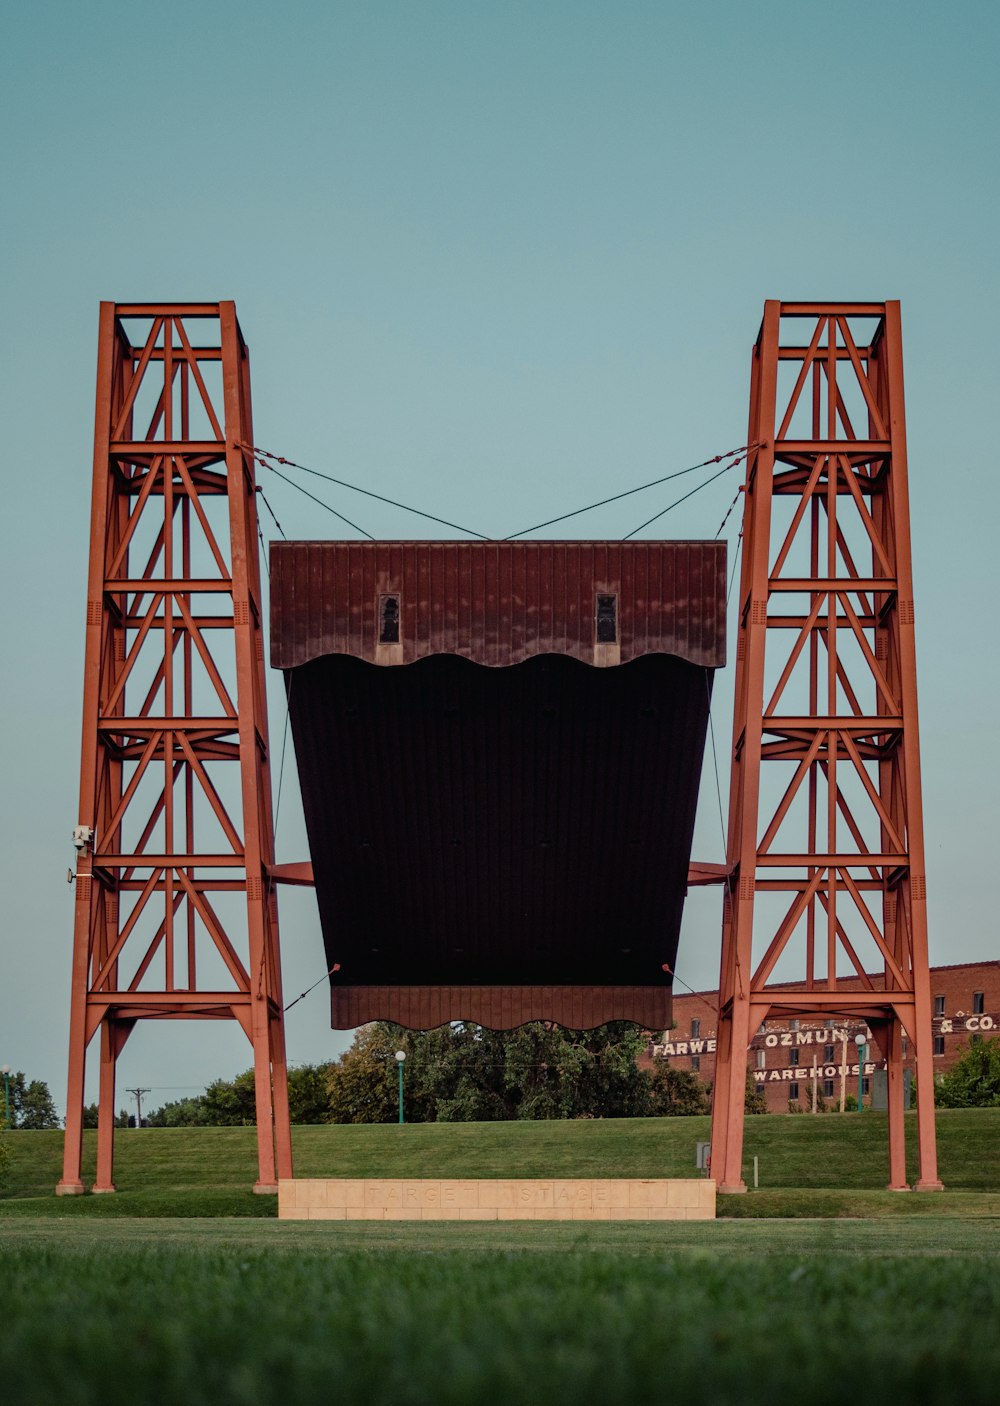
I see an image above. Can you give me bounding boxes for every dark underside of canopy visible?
[271,540,725,1031]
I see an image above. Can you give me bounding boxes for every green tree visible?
[647,1064,710,1116]
[496,1022,653,1121]
[409,1024,509,1122]
[326,1020,661,1123]
[2,1073,60,1130]
[203,1070,258,1124]
[145,1062,336,1127]
[745,1073,768,1114]
[288,1063,336,1124]
[145,1075,256,1127]
[934,1037,1000,1108]
[82,1104,131,1129]
[327,1025,413,1124]
[147,1097,210,1128]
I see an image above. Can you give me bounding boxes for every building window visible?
[596,594,618,643]
[789,1048,800,1066]
[934,995,945,1017]
[758,1022,767,1035]
[862,1077,870,1097]
[691,1018,701,1039]
[974,992,985,1014]
[788,1083,799,1101]
[755,1050,766,1069]
[824,1044,836,1062]
[901,1035,908,1057]
[691,1055,701,1071]
[822,1080,835,1099]
[378,594,401,643]
[971,1034,982,1046]
[933,1036,945,1056]
[789,1020,800,1032]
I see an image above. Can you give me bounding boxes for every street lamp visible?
[395,1050,406,1125]
[1,1065,9,1130]
[854,1033,867,1112]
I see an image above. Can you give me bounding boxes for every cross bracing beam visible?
[710,301,941,1194]
[58,303,291,1195]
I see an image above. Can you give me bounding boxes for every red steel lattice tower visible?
[710,301,942,1194]
[58,302,292,1195]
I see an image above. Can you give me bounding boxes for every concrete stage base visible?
[279,1178,716,1221]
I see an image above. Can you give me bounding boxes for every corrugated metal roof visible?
[270,540,726,670]
[329,986,672,1032]
[272,541,724,1032]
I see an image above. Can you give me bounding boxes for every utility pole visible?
[126,1087,150,1129]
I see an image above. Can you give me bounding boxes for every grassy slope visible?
[2,1219,1000,1404]
[2,1108,998,1217]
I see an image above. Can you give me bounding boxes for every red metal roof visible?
[271,541,725,1031]
[270,540,726,670]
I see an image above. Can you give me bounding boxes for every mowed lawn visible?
[3,1117,1000,1402]
[1,1217,999,1404]
[2,1107,999,1218]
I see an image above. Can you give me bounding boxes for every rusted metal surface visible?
[330,986,672,1032]
[270,540,726,671]
[269,860,732,890]
[710,301,940,1193]
[274,539,725,1032]
[59,304,291,1196]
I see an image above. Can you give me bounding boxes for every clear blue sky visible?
[1,1,997,1113]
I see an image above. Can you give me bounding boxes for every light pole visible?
[1,1065,10,1130]
[854,1033,867,1112]
[395,1050,406,1124]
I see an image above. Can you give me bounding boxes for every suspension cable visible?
[506,443,760,540]
[259,488,287,540]
[622,457,741,540]
[241,442,490,541]
[266,464,376,540]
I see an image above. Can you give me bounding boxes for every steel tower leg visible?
[57,302,292,1195]
[710,301,941,1194]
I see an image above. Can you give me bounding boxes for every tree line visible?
[5,1030,998,1131]
[0,1071,60,1129]
[149,1022,714,1126]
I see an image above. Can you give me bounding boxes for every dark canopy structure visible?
[270,541,726,1030]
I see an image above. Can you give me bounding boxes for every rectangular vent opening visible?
[596,593,618,644]
[379,594,400,644]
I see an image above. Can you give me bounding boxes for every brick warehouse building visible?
[646,960,1000,1113]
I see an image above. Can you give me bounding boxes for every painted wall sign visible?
[652,1013,997,1062]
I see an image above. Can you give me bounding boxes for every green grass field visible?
[3,1115,999,1402]
[1,1217,998,1404]
[2,1107,998,1217]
